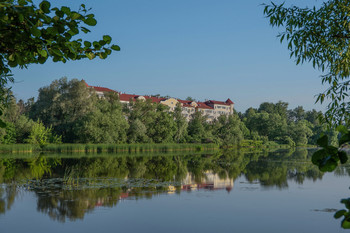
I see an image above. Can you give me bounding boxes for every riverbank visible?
[0,143,219,154]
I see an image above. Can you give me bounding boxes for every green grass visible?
[0,144,37,153]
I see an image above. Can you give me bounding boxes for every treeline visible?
[0,78,336,147]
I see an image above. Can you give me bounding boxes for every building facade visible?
[84,80,234,121]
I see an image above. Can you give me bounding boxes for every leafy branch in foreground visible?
[0,0,120,125]
[263,1,350,125]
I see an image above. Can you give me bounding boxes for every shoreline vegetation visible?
[0,143,218,154]
[0,141,316,154]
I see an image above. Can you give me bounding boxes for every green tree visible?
[173,103,188,143]
[30,78,97,142]
[77,92,129,143]
[148,104,176,143]
[288,106,305,123]
[26,120,61,148]
[288,120,313,146]
[127,118,149,143]
[214,114,245,146]
[245,112,287,141]
[187,110,207,143]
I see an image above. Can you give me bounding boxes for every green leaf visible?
[38,56,46,64]
[319,156,338,172]
[39,1,51,13]
[30,27,41,37]
[99,40,106,46]
[338,151,348,164]
[339,133,350,145]
[342,218,350,229]
[325,145,338,155]
[104,48,112,55]
[103,35,112,44]
[111,45,120,51]
[84,41,91,47]
[81,27,91,33]
[55,10,64,18]
[86,52,96,60]
[8,60,18,67]
[19,14,24,23]
[93,41,101,49]
[335,210,347,219]
[51,48,63,57]
[85,18,97,26]
[337,125,348,134]
[18,0,27,6]
[99,52,107,59]
[61,6,71,15]
[317,135,328,147]
[46,27,58,35]
[71,12,81,20]
[37,49,47,57]
[0,119,6,128]
[312,149,327,165]
[8,54,15,61]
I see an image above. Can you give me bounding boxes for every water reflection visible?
[0,149,338,222]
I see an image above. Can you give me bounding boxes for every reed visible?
[40,143,219,153]
[0,144,36,153]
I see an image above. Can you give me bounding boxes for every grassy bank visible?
[0,143,219,154]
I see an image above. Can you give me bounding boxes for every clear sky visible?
[11,0,327,113]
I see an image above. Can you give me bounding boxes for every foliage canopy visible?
[264,0,350,124]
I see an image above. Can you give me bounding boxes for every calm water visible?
[1,149,350,233]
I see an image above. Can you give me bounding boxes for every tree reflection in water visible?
[0,149,338,221]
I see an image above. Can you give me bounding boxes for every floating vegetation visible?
[23,177,181,192]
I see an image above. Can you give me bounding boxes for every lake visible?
[0,148,349,233]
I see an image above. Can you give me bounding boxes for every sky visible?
[11,0,327,113]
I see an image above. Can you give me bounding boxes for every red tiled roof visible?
[178,99,192,104]
[83,80,117,93]
[226,98,234,105]
[91,86,117,92]
[197,102,214,109]
[206,100,231,106]
[178,99,196,108]
[119,93,139,101]
[145,96,166,103]
[119,94,165,103]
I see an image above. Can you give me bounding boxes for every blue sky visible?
[11,0,326,113]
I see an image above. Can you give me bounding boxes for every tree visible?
[288,120,313,146]
[173,103,188,143]
[187,110,207,143]
[0,0,120,124]
[30,78,97,142]
[263,1,350,125]
[25,120,61,148]
[148,104,176,143]
[214,114,245,146]
[288,106,305,123]
[77,92,129,143]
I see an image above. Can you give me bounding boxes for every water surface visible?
[0,149,349,232]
